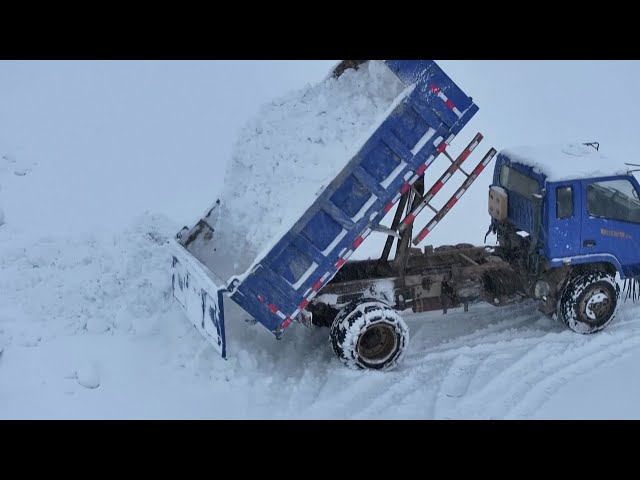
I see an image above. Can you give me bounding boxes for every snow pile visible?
[207,61,408,279]
[502,143,629,182]
[0,213,178,347]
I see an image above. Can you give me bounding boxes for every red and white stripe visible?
[430,85,463,118]
[413,148,497,245]
[381,150,443,216]
[258,294,294,331]
[414,219,439,244]
[380,132,457,219]
[275,226,376,331]
[399,133,483,231]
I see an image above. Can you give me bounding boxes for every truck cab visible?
[488,143,639,334]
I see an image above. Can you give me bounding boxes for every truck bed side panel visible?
[234,60,480,333]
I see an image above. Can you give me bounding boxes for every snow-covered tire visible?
[330,299,409,371]
[558,270,620,334]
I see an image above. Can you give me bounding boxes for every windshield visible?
[500,165,541,200]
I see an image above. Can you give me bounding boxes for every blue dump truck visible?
[171,60,640,371]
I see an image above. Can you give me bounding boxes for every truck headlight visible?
[534,281,550,299]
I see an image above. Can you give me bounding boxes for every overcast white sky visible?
[2,60,640,251]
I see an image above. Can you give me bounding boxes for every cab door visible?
[580,177,640,277]
[548,183,582,258]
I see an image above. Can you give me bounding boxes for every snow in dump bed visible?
[501,143,629,182]
[207,61,408,280]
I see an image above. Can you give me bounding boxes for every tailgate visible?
[171,239,227,358]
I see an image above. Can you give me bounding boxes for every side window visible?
[556,186,573,219]
[587,179,640,224]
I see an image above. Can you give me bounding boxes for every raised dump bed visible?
[171,60,480,361]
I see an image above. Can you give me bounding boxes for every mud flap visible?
[171,240,227,359]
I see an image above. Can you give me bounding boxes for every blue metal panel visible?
[360,141,403,182]
[352,166,388,199]
[379,130,417,164]
[330,174,374,218]
[234,264,300,329]
[384,60,437,85]
[270,243,314,285]
[546,181,582,260]
[549,254,624,277]
[300,210,343,252]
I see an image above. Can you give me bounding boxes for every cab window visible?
[556,186,574,219]
[587,179,640,224]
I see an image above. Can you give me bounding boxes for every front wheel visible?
[558,270,620,334]
[330,299,409,371]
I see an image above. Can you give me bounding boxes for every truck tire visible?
[330,298,409,371]
[558,270,620,334]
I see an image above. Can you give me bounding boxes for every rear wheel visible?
[558,270,620,334]
[330,299,409,371]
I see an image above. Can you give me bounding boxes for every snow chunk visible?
[205,60,408,280]
[76,363,100,389]
[501,143,629,182]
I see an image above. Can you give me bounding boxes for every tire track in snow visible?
[452,341,573,418]
[349,362,443,419]
[503,321,640,419]
[445,311,640,419]
[365,300,640,419]
[404,306,556,360]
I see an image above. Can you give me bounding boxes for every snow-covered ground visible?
[4,216,640,419]
[3,60,640,419]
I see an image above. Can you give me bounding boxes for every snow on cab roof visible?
[500,143,629,182]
